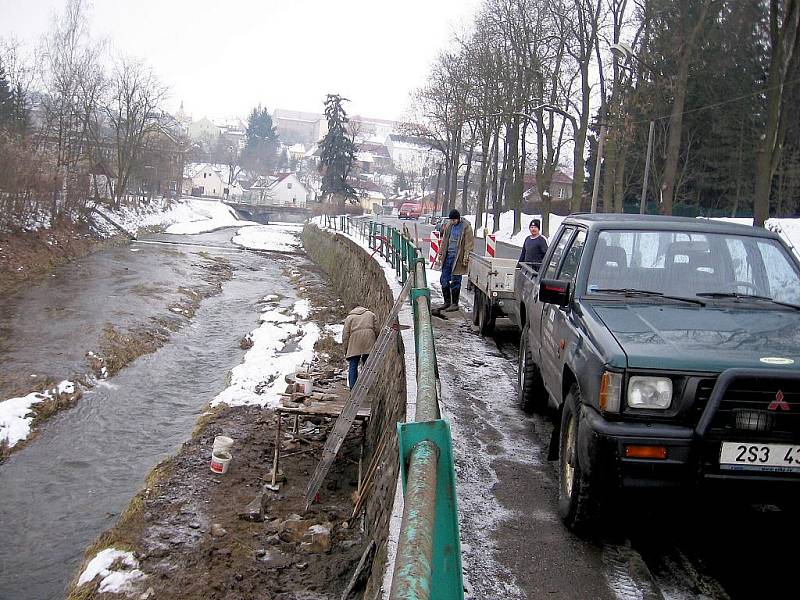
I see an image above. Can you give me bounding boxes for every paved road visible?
[423,280,800,600]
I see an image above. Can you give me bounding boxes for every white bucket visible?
[213,435,233,453]
[295,373,313,395]
[210,450,232,474]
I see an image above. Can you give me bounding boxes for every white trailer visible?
[467,252,520,335]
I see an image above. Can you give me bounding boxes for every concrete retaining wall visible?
[302,224,406,599]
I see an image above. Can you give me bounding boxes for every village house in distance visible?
[174,105,575,219]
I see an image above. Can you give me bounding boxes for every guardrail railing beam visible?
[324,215,463,600]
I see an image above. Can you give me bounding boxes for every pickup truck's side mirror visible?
[539,279,571,307]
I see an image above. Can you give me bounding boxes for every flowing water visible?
[0,228,300,600]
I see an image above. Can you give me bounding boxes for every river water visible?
[0,228,300,600]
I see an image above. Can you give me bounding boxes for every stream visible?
[0,228,301,600]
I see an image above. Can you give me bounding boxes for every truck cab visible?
[515,214,800,534]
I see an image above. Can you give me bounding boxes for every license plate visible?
[719,442,800,472]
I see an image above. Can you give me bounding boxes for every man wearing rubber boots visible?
[434,209,474,312]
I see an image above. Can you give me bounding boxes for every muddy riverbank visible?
[0,223,129,296]
[65,258,371,600]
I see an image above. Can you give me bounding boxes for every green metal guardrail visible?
[321,214,464,600]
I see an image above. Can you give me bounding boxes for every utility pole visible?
[590,125,606,213]
[640,120,654,214]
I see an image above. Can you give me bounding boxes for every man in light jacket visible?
[342,305,379,389]
[434,209,475,311]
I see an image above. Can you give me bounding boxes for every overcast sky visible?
[0,0,481,121]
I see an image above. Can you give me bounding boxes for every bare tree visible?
[37,0,106,219]
[103,57,168,206]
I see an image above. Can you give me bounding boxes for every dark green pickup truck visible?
[515,214,800,534]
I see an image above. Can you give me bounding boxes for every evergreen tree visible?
[241,105,279,175]
[319,94,356,202]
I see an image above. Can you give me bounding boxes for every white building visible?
[248,173,311,207]
[385,134,438,174]
[184,163,243,199]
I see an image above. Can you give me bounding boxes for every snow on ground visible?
[0,380,75,448]
[91,197,256,237]
[164,199,258,235]
[77,548,145,594]
[456,211,566,246]
[324,324,344,344]
[211,299,320,408]
[231,224,303,252]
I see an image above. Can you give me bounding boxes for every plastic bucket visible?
[210,450,232,474]
[295,373,313,395]
[213,435,233,453]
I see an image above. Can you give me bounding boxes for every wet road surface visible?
[433,285,799,600]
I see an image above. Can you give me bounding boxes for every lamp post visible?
[610,43,656,215]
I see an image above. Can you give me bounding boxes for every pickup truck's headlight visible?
[627,376,672,409]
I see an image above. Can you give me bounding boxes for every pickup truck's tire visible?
[518,323,547,412]
[557,385,603,536]
[472,288,482,326]
[478,291,495,336]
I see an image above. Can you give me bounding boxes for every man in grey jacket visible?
[342,305,379,389]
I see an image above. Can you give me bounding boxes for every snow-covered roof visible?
[356,151,375,163]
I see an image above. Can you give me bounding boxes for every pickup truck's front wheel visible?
[558,385,603,535]
[518,323,547,412]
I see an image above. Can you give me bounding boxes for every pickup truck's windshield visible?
[586,230,800,305]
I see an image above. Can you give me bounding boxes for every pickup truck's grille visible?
[707,379,800,435]
[689,378,715,424]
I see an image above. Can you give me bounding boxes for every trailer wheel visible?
[518,323,547,412]
[472,287,482,326]
[478,292,495,336]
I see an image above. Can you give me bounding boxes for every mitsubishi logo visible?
[768,390,790,411]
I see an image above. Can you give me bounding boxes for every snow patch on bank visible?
[0,380,76,448]
[164,199,258,234]
[91,197,257,237]
[231,224,303,252]
[324,323,344,344]
[78,547,146,593]
[212,299,320,408]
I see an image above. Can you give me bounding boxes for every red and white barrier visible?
[429,230,440,268]
[486,233,497,258]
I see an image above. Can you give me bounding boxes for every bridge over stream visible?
[224,200,311,224]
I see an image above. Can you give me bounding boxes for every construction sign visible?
[486,234,497,258]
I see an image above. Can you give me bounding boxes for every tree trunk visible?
[460,141,474,214]
[475,133,491,231]
[754,0,800,227]
[661,0,716,215]
[491,129,501,232]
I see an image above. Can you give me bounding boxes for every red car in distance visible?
[398,202,422,220]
